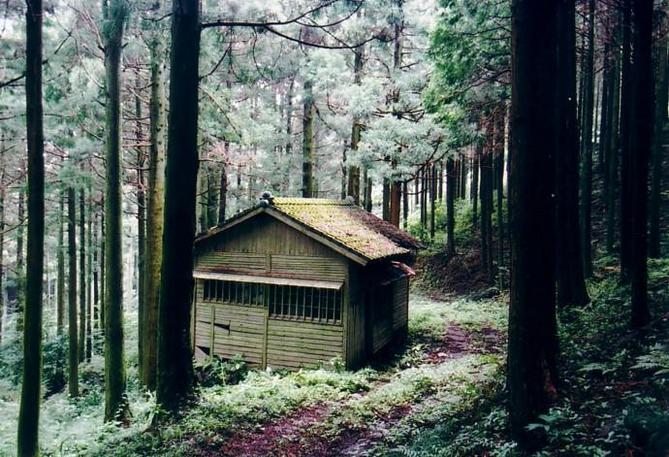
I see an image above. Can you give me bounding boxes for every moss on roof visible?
[270,197,421,261]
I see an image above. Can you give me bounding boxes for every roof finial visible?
[259,191,275,207]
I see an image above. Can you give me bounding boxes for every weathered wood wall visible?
[192,213,411,370]
[193,214,350,368]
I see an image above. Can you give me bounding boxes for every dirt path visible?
[194,320,504,457]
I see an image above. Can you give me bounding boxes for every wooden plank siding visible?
[345,263,367,369]
[191,212,411,371]
[266,319,343,370]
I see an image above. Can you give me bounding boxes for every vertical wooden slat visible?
[209,305,216,359]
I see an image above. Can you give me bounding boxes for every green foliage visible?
[194,355,249,387]
[407,199,474,247]
[42,336,68,397]
[633,344,669,379]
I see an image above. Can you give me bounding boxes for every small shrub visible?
[194,354,249,387]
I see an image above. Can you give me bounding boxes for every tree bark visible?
[18,2,45,453]
[429,164,436,239]
[555,0,589,308]
[606,13,622,254]
[649,21,668,258]
[157,0,200,411]
[0,134,5,343]
[218,163,227,224]
[135,77,146,377]
[347,48,363,204]
[382,178,391,221]
[481,117,494,283]
[78,188,86,362]
[302,80,315,198]
[471,144,480,228]
[446,157,456,257]
[14,183,25,331]
[579,0,595,278]
[507,0,559,442]
[494,106,506,286]
[628,0,653,329]
[86,194,92,362]
[102,0,128,422]
[67,187,78,398]
[142,8,166,388]
[620,1,633,279]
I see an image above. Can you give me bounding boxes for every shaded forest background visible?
[0,0,668,456]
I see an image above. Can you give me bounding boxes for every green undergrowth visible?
[89,293,507,456]
[379,257,669,457]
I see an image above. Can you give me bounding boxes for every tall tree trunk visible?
[284,78,294,193]
[206,168,217,227]
[555,0,589,308]
[99,197,105,336]
[459,157,467,199]
[143,4,166,389]
[628,0,653,328]
[78,188,86,362]
[364,171,372,211]
[86,194,92,362]
[18,2,45,453]
[649,23,668,258]
[606,15,622,254]
[620,1,633,279]
[507,0,559,442]
[471,144,480,228]
[67,187,78,398]
[218,163,227,224]
[389,3,403,226]
[302,80,315,198]
[157,0,199,411]
[390,180,402,227]
[429,164,436,239]
[0,135,5,343]
[446,157,456,257]
[135,78,146,377]
[102,0,128,422]
[481,117,494,283]
[579,0,595,278]
[347,48,363,204]
[495,107,506,287]
[402,180,409,229]
[382,178,391,221]
[56,191,65,336]
[15,183,25,331]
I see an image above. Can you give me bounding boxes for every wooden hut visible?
[192,196,421,370]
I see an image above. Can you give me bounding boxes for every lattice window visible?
[268,285,342,324]
[202,279,265,307]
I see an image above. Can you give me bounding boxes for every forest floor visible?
[122,291,509,457]
[2,251,669,456]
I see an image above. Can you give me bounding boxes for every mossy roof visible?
[196,197,422,263]
[271,198,421,260]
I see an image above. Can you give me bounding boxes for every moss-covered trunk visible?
[142,1,166,389]
[102,0,128,422]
